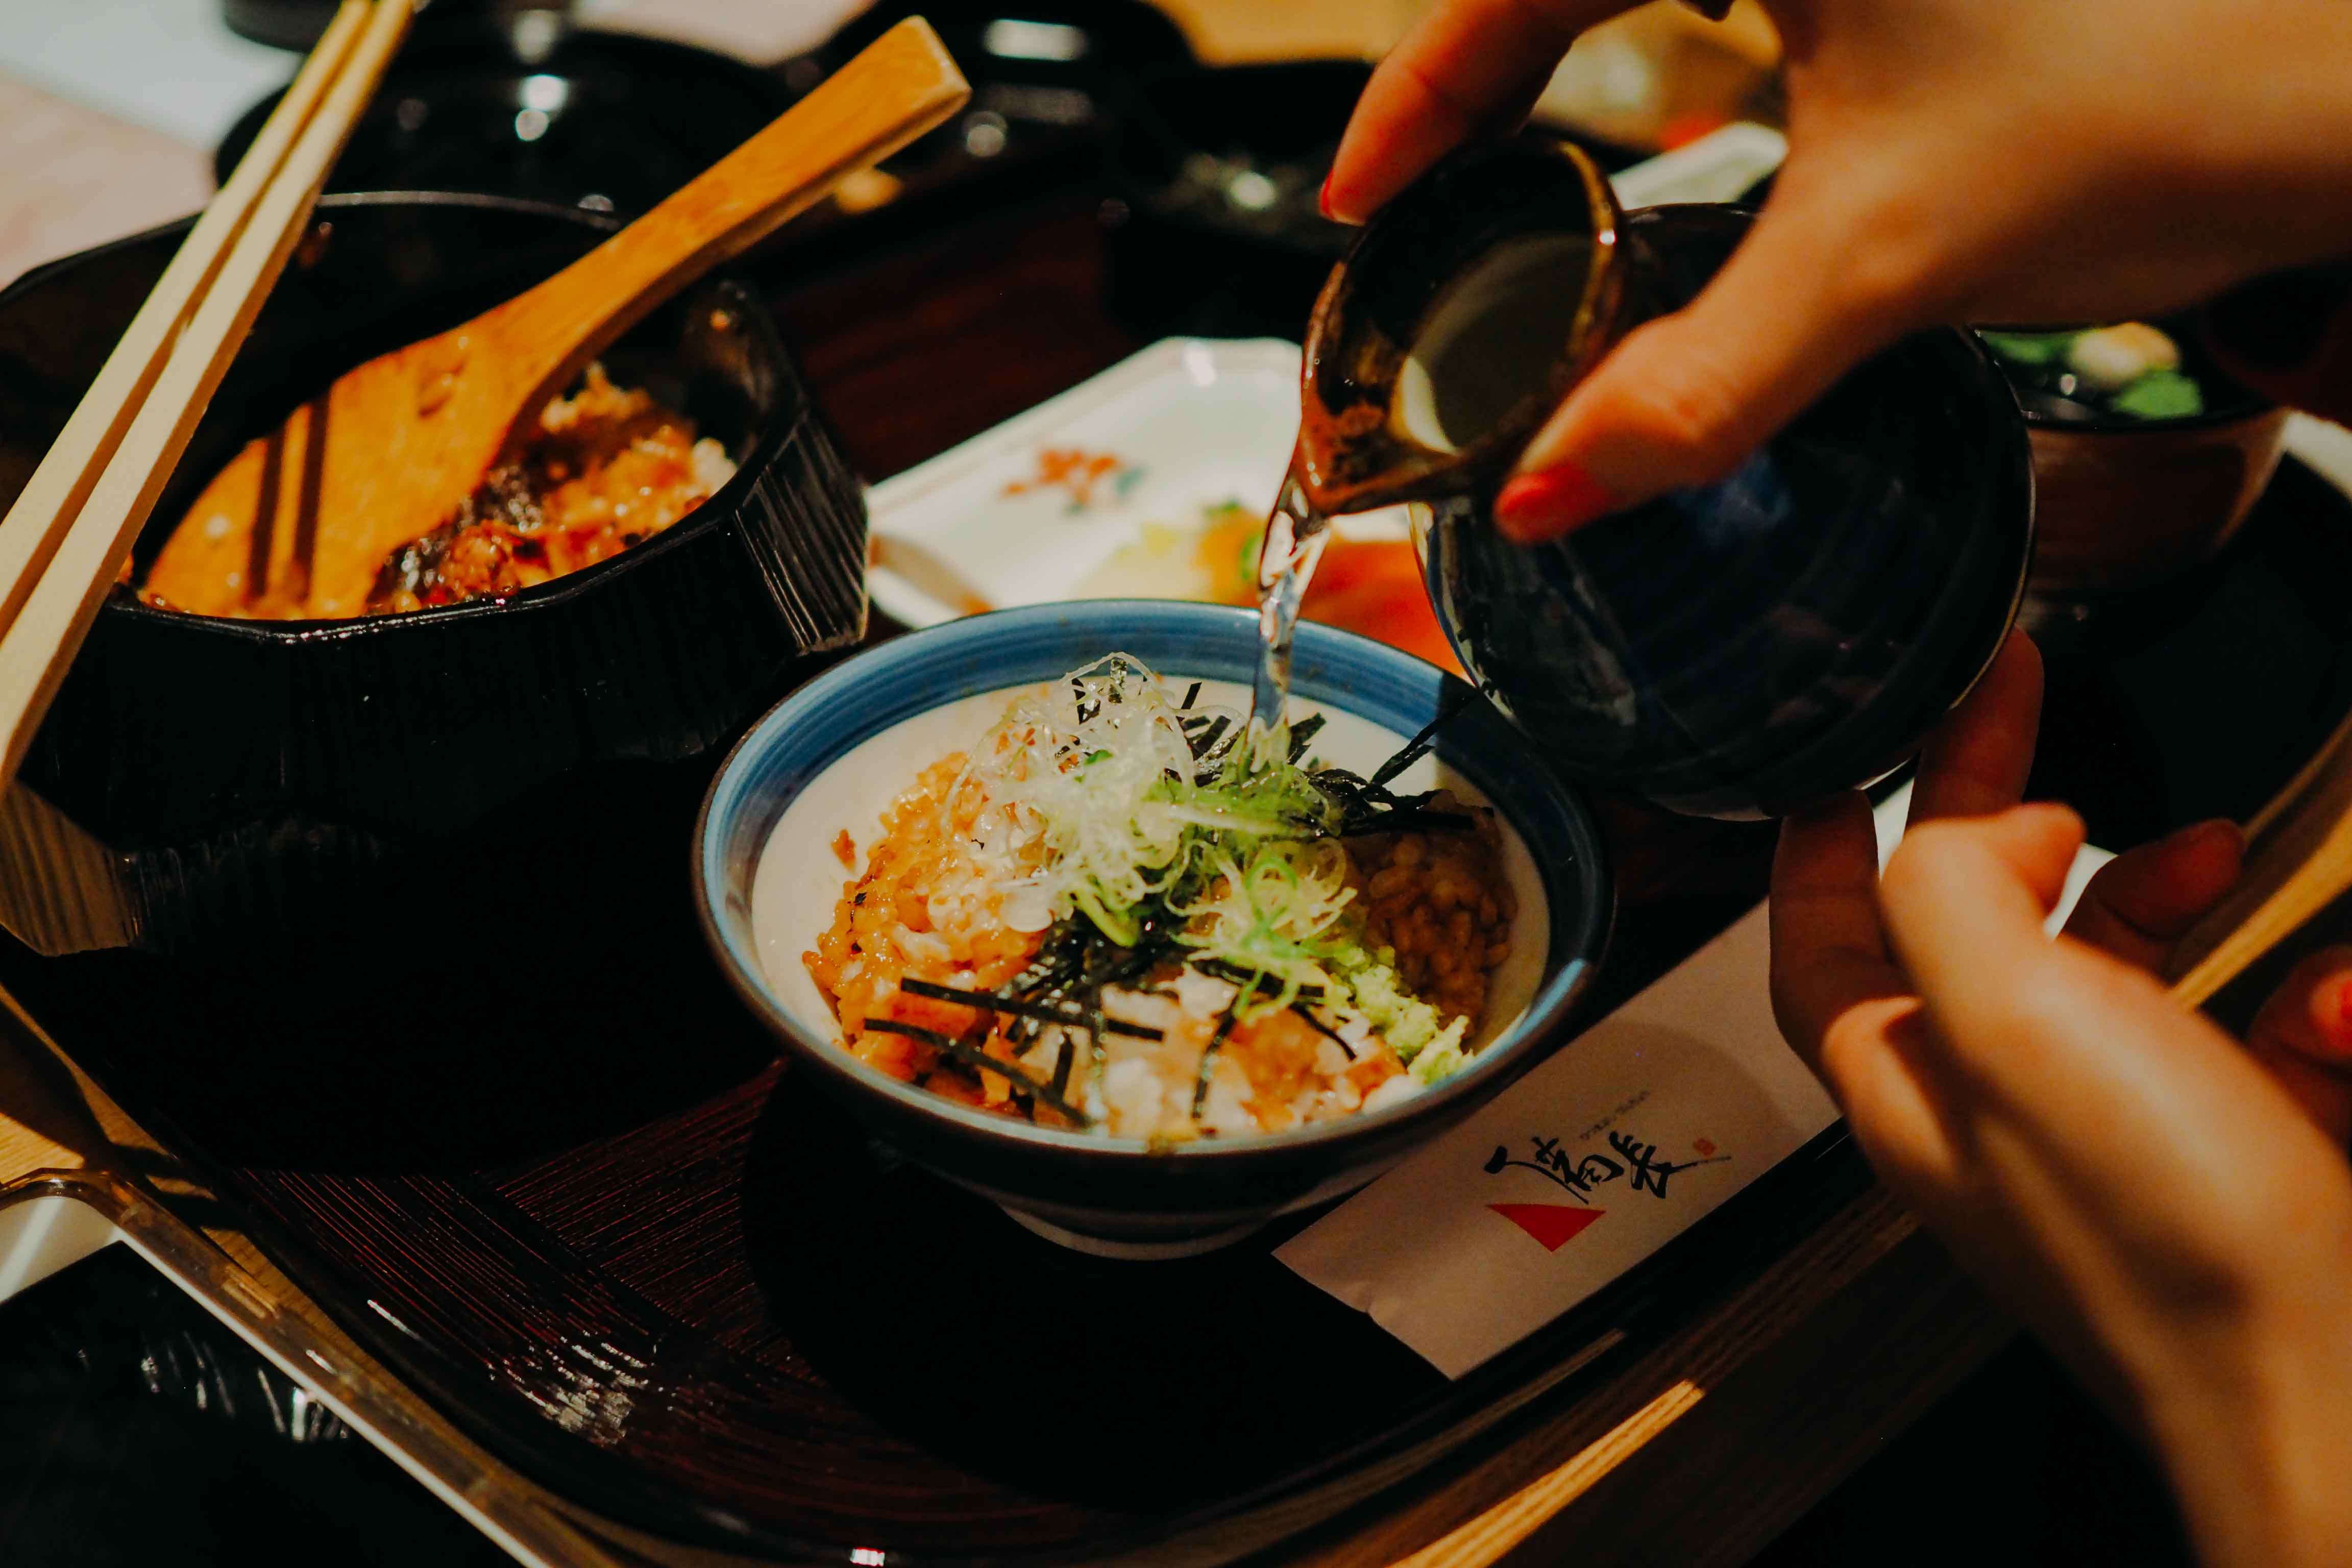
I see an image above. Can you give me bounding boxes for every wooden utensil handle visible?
[2165,748,2352,1009]
[495,17,968,430]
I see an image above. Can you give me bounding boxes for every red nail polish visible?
[2309,971,2352,1055]
[1494,463,1620,541]
[1318,173,1336,221]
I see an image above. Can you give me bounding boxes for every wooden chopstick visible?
[0,0,412,787]
[2167,720,2352,1008]
[0,1,373,636]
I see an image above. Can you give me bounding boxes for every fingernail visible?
[1318,173,1336,221]
[1495,462,1621,542]
[2203,263,2352,373]
[2165,817,2245,857]
[2324,973,2352,1049]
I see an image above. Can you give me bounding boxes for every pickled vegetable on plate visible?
[1079,500,1463,674]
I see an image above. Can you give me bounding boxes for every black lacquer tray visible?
[9,145,2352,1566]
[0,1244,512,1567]
[10,439,2348,1560]
[0,630,1866,1561]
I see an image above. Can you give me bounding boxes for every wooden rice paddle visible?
[144,18,970,620]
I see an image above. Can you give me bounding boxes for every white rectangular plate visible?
[865,337,1414,629]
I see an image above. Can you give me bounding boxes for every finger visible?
[1884,805,2350,1182]
[1492,181,1928,539]
[1880,803,2089,1022]
[1770,791,1900,1069]
[1906,629,2043,826]
[1874,815,2352,1396]
[1770,794,1971,1205]
[2243,946,2352,1145]
[2061,818,2244,973]
[1814,994,1972,1218]
[1324,0,1636,224]
[1798,985,2140,1422]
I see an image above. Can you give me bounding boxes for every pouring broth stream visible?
[1250,230,1591,731]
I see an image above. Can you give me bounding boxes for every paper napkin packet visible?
[1277,786,2111,1379]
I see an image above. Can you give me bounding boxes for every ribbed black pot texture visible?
[0,193,867,954]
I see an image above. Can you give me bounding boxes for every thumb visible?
[1495,188,1924,542]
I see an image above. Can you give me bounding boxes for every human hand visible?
[1770,630,2352,1568]
[1323,0,2352,537]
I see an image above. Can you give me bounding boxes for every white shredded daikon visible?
[950,655,1222,942]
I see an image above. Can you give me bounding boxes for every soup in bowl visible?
[696,601,1610,1255]
[1977,317,2289,601]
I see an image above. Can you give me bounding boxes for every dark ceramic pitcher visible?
[1297,135,2035,818]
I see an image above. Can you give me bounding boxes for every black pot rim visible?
[2018,396,2288,437]
[11,190,801,645]
[211,25,800,187]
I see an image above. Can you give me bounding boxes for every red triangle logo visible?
[1487,1203,1605,1251]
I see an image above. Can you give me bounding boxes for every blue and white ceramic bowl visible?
[696,601,1610,1256]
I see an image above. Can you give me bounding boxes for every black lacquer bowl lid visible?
[0,193,867,954]
[1423,205,2035,818]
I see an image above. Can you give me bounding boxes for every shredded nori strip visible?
[1185,713,1232,762]
[1369,684,1476,789]
[1047,1026,1087,1100]
[973,909,1193,1115]
[863,1016,1095,1126]
[1192,955,1325,1003]
[862,677,1486,1129]
[1290,1000,1357,1058]
[898,976,1164,1040]
[1312,765,1475,838]
[1192,1003,1242,1118]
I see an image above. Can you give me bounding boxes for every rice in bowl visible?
[762,657,1539,1142]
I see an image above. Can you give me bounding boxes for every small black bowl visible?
[0,192,866,954]
[811,0,1193,227]
[1422,205,2035,818]
[821,0,1194,119]
[215,22,799,215]
[1978,319,2290,604]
